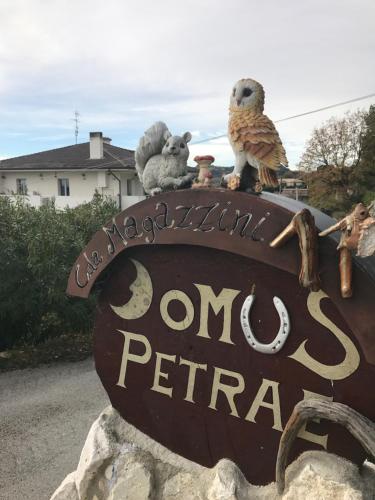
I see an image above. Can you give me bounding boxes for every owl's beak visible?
[236,99,241,106]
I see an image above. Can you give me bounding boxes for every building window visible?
[58,178,70,196]
[126,179,133,195]
[16,178,27,195]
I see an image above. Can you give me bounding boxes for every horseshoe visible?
[240,287,290,354]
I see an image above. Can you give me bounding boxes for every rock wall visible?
[51,406,375,500]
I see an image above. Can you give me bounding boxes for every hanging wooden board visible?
[67,189,375,485]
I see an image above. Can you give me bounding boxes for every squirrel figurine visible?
[135,121,193,196]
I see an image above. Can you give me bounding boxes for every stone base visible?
[51,406,375,500]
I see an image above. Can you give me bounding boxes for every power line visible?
[274,93,375,123]
[191,92,375,145]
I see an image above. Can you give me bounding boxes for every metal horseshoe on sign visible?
[240,286,290,354]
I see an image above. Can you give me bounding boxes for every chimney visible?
[90,132,103,159]
[103,137,112,144]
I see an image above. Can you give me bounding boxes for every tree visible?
[298,109,373,217]
[352,105,375,205]
[303,165,353,217]
[298,110,366,171]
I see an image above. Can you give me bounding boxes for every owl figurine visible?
[224,78,288,192]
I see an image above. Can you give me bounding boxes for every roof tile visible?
[0,142,135,171]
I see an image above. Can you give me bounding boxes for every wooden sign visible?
[67,189,375,485]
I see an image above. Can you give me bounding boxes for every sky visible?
[0,0,374,168]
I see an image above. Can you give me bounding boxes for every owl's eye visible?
[243,88,253,97]
[232,88,236,97]
[180,143,185,148]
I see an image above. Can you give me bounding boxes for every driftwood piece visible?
[319,203,370,252]
[276,399,375,495]
[270,209,321,292]
[319,203,375,298]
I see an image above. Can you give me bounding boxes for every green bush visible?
[0,194,118,349]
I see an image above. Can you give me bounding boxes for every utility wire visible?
[191,92,375,145]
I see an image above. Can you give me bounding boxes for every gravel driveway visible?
[0,358,109,500]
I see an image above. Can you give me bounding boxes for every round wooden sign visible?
[67,189,375,485]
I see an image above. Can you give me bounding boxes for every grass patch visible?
[0,332,93,372]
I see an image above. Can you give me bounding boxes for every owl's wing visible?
[229,113,288,171]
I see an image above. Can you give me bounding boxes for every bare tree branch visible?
[298,110,367,171]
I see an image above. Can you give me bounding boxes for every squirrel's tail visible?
[135,121,169,181]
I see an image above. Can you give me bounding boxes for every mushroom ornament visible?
[192,155,215,189]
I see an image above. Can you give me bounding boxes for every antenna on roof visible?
[73,110,80,144]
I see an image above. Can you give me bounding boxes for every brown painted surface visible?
[94,245,375,485]
[67,189,375,364]
[67,190,375,485]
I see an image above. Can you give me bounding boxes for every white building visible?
[0,132,145,210]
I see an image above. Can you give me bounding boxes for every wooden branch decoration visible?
[319,203,375,298]
[276,399,375,495]
[270,209,321,292]
[339,247,352,298]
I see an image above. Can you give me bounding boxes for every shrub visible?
[0,194,118,349]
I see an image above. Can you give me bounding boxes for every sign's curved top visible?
[66,188,375,364]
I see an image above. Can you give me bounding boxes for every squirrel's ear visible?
[183,132,192,143]
[163,130,172,141]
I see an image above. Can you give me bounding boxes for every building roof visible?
[0,142,135,171]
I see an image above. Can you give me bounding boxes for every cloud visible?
[0,0,374,165]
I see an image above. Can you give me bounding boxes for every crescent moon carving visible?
[110,258,153,320]
[240,291,290,354]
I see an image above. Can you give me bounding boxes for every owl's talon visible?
[227,174,241,191]
[255,181,263,193]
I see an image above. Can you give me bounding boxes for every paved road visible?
[0,359,109,500]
